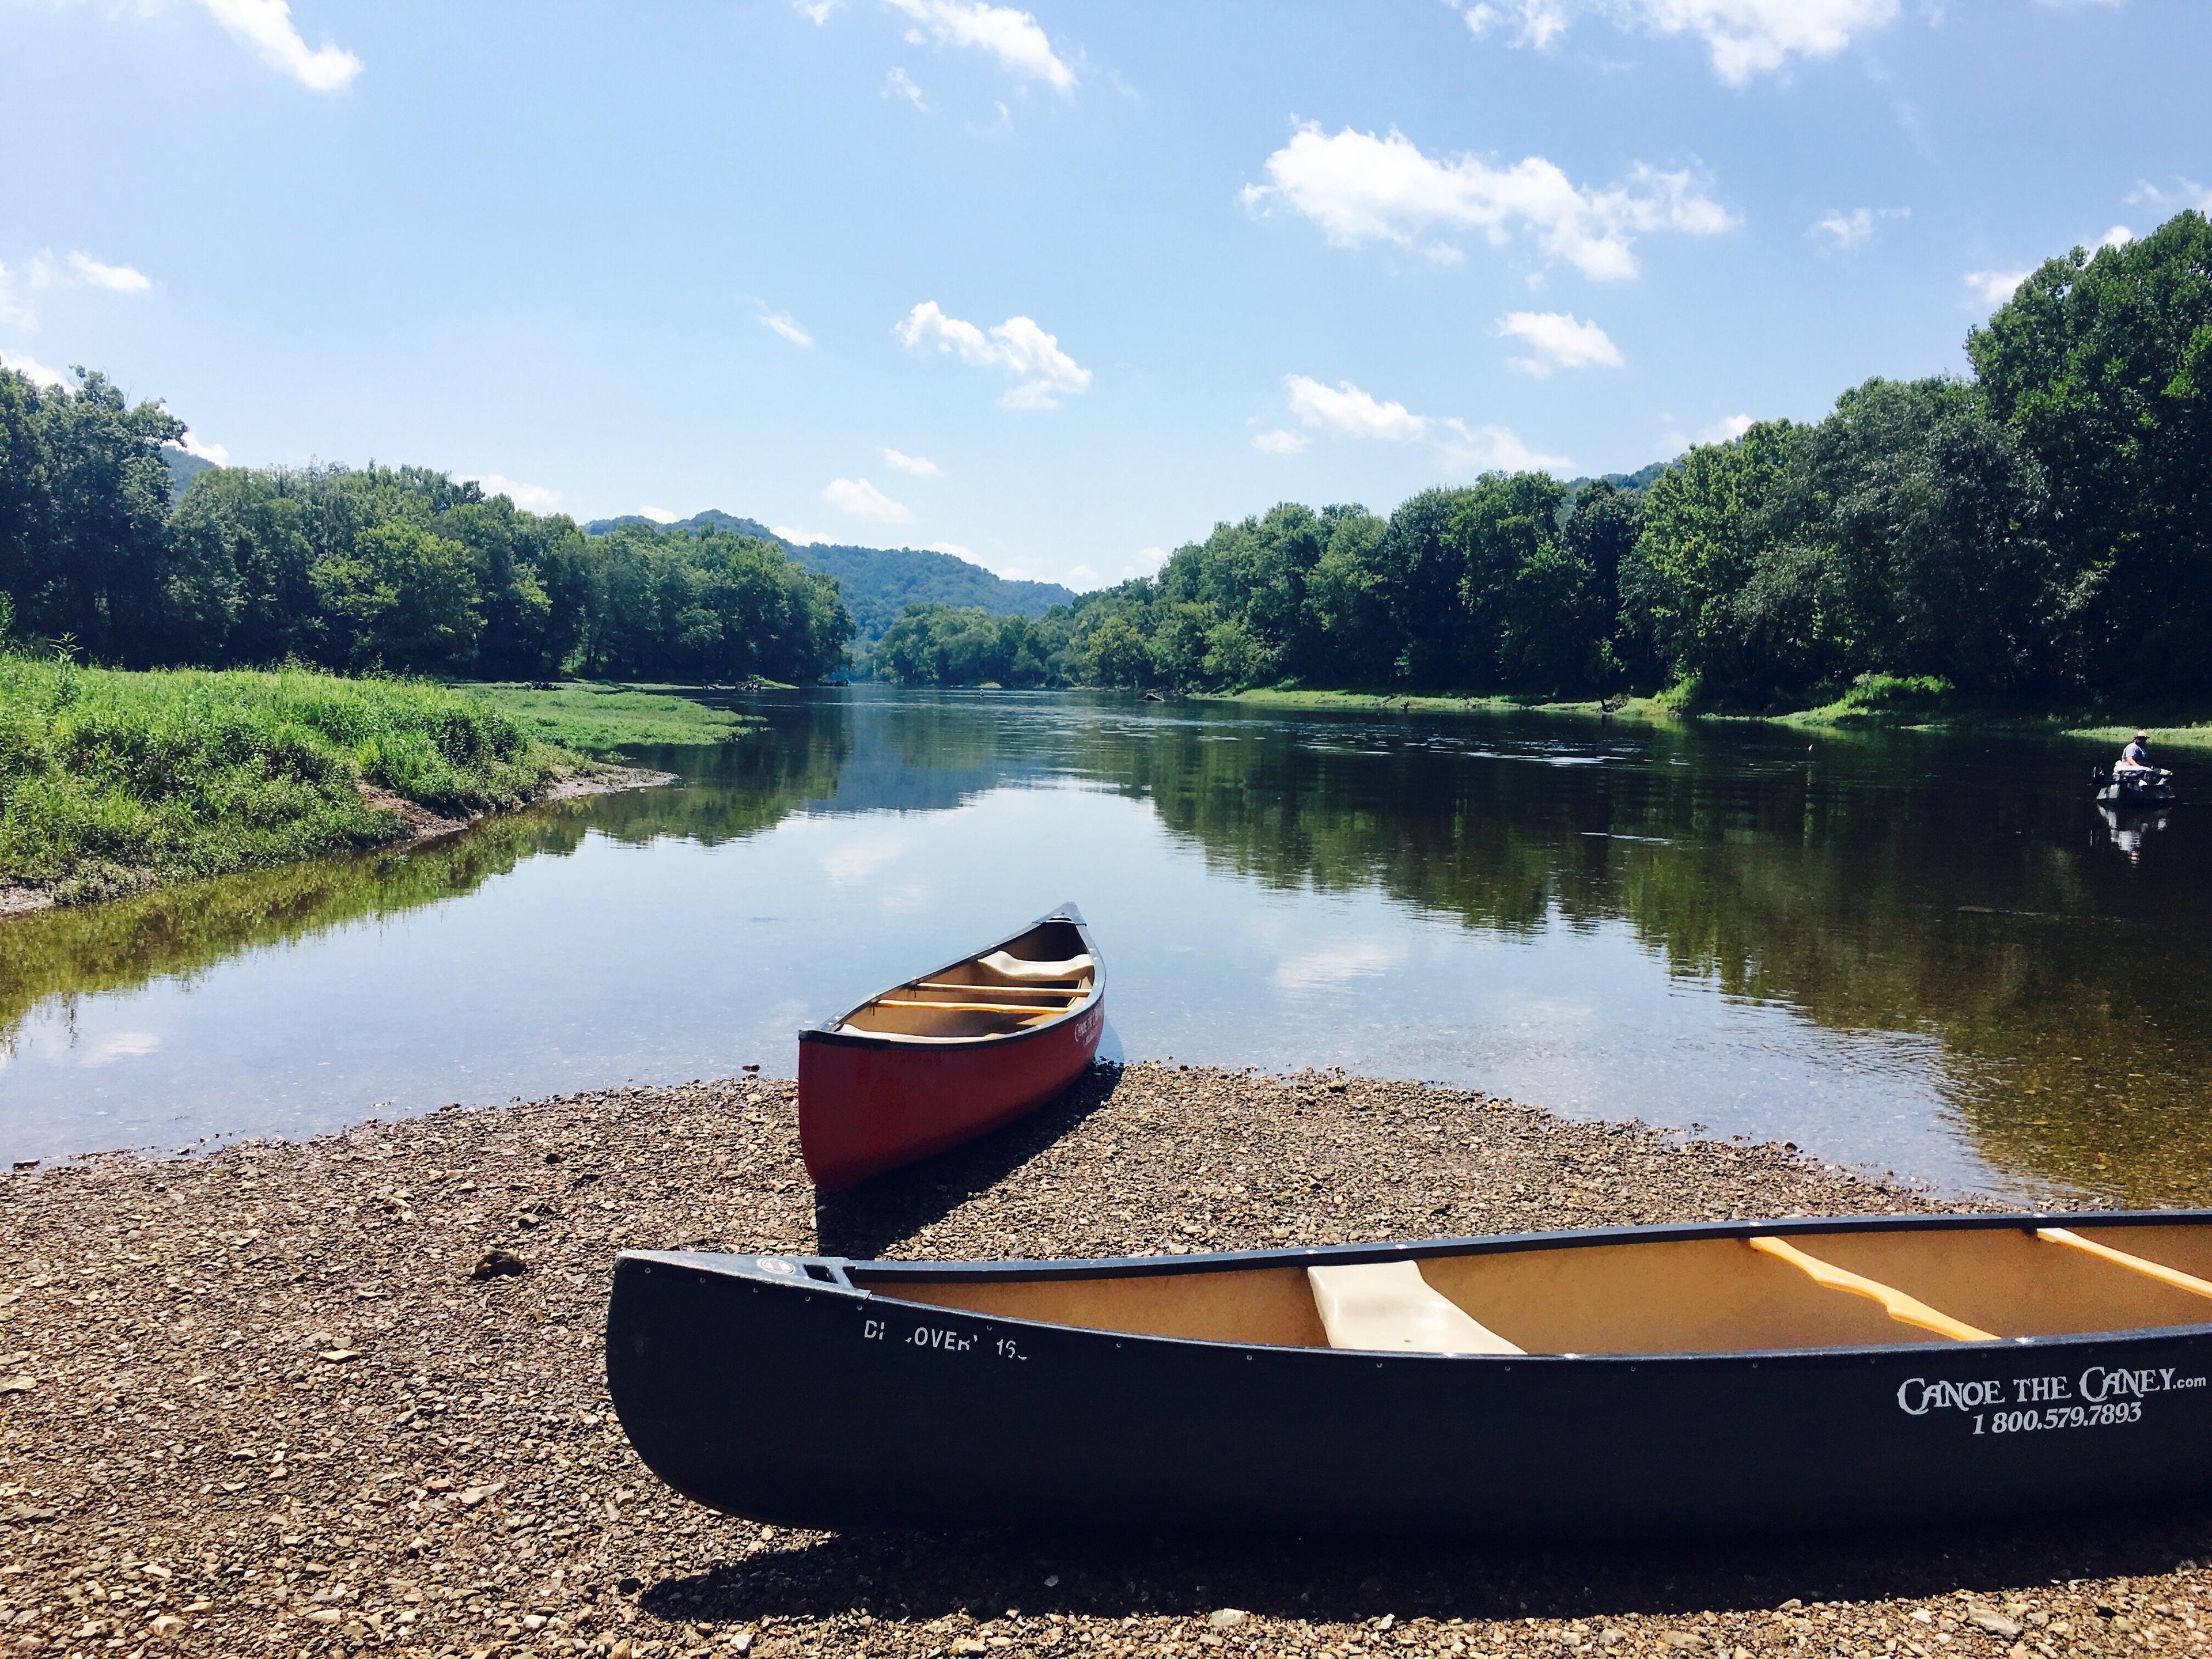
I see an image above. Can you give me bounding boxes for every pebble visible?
[0,1062,2203,1658]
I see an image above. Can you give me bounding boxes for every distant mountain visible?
[581,509,1077,640]
[162,444,218,501]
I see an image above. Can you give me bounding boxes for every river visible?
[2,687,2204,1203]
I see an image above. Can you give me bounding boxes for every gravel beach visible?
[0,1063,2203,1659]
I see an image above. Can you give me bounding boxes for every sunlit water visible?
[3,688,2206,1204]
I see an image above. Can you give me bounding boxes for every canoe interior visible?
[855,1221,2212,1357]
[835,917,1096,1042]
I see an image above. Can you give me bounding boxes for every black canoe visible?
[604,1211,2212,1538]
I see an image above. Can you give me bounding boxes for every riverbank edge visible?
[2,1063,2201,1659]
[1199,685,2212,751]
[0,762,676,921]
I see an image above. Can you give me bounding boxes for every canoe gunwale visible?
[800,901,1103,1054]
[619,1206,2212,1365]
[837,1205,2212,1284]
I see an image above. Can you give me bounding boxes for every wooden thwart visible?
[910,980,1080,997]
[2037,1227,2212,1301]
[873,997,1080,1016]
[1748,1236,1996,1342]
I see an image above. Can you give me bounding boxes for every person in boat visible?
[2116,732,2158,777]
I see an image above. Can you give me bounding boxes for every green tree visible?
[1968,211,2212,694]
[1622,421,1798,701]
[0,368,184,664]
[314,521,484,673]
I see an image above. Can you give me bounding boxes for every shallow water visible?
[3,688,2206,1204]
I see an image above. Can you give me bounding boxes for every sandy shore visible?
[0,1064,2202,1658]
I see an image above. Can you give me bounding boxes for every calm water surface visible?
[3,688,2206,1204]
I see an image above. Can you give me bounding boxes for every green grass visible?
[464,682,763,755]
[0,656,586,906]
[1199,686,1672,721]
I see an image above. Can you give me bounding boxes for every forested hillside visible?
[878,211,2212,711]
[0,384,851,683]
[584,509,1075,639]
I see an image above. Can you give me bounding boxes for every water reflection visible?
[3,688,2206,1205]
[2097,804,2172,863]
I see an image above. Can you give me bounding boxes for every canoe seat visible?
[1307,1262,1523,1355]
[978,950,1094,983]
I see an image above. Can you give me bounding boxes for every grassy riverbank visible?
[0,657,601,908]
[464,680,762,753]
[1205,682,2212,752]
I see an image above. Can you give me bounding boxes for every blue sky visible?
[2,1,2206,589]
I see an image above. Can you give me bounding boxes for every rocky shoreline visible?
[0,1064,2202,1658]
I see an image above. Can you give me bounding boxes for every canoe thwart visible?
[910,979,1082,997]
[873,997,1084,1015]
[1748,1236,1995,1342]
[2037,1227,2212,1301]
[1308,1261,1524,1355]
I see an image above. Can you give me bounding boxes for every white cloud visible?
[0,266,32,330]
[2129,179,2212,215]
[882,66,928,109]
[898,301,1091,410]
[771,524,832,545]
[759,310,813,347]
[923,540,974,558]
[1,351,67,389]
[822,476,915,524]
[1285,375,1429,441]
[1457,1,1574,47]
[793,0,838,21]
[882,446,942,477]
[1274,374,1567,474]
[883,0,1075,92]
[1437,417,1571,476]
[1252,427,1310,455]
[1807,206,1906,253]
[2096,224,2134,251]
[1964,268,2033,307]
[1695,413,1754,444]
[1243,124,1733,281]
[638,506,679,524]
[77,1031,162,1067]
[823,834,907,887]
[967,100,1014,139]
[1498,310,1624,376]
[177,429,230,464]
[194,0,362,92]
[1455,0,1901,85]
[1124,547,1169,579]
[66,252,150,293]
[1275,938,1408,993]
[467,472,562,513]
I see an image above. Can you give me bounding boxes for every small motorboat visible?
[2096,767,2175,808]
[796,905,1104,1190]
[606,1211,2212,1537]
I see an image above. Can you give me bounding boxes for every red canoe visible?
[797,905,1105,1191]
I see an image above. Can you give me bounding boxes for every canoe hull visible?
[797,1000,1105,1190]
[605,1218,2212,1539]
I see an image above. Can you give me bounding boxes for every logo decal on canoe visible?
[1896,1366,2205,1434]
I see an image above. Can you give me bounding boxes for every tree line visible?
[880,210,2211,709]
[0,379,853,683]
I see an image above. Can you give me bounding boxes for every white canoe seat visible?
[978,950,1094,982]
[1307,1261,1523,1355]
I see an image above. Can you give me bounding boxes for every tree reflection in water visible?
[6,688,2205,1204]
